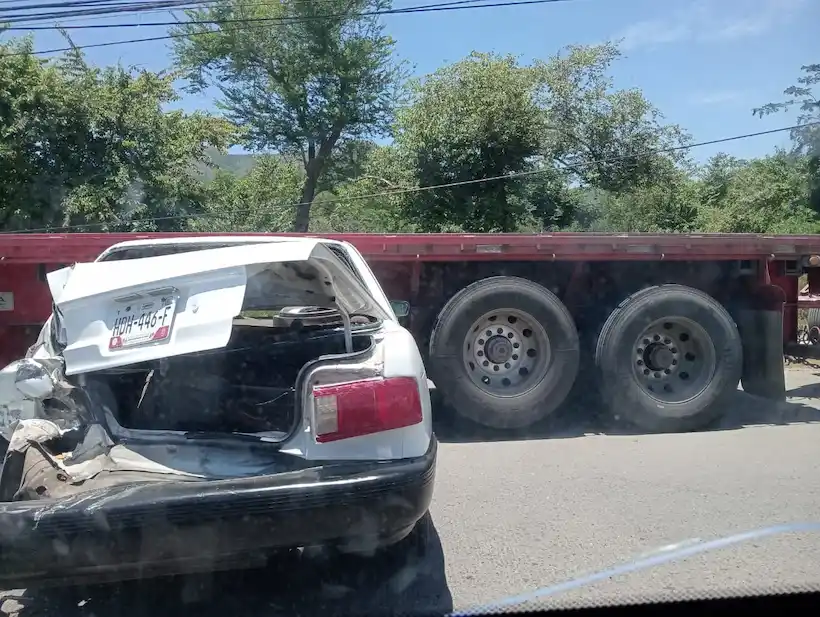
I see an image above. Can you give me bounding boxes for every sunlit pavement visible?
[4,364,820,616]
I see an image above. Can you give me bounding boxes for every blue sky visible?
[6,0,819,163]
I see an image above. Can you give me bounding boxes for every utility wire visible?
[0,0,181,9]
[6,123,815,234]
[0,5,187,24]
[1,0,482,28]
[0,0,572,35]
[1,0,151,12]
[0,0,572,56]
[0,0,340,10]
[0,0,186,20]
[0,0,344,24]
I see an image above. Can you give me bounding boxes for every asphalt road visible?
[4,365,820,616]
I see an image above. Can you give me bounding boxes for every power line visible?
[0,4,189,25]
[0,2,499,56]
[0,0,559,24]
[0,0,477,27]
[0,0,573,37]
[0,0,329,25]
[7,123,814,234]
[1,0,150,12]
[0,0,203,11]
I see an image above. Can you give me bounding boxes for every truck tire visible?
[595,284,742,432]
[429,276,580,429]
[807,308,820,344]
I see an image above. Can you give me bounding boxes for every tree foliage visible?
[191,155,303,232]
[534,43,690,194]
[172,0,406,232]
[384,43,689,233]
[598,167,699,232]
[754,63,819,155]
[311,144,415,233]
[697,152,819,233]
[2,28,816,239]
[0,37,234,232]
[392,52,546,232]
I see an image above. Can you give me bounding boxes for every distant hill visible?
[197,148,259,180]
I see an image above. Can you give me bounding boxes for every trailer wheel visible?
[429,276,579,429]
[807,309,820,344]
[595,285,742,432]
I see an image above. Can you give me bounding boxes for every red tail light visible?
[313,377,423,443]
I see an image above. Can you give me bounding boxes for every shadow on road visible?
[3,515,452,617]
[787,374,820,399]
[434,379,820,444]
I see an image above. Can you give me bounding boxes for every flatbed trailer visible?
[2,232,820,432]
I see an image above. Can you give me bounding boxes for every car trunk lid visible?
[47,240,390,376]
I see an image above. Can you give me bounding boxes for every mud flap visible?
[736,284,786,401]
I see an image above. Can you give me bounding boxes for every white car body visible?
[0,236,437,588]
[1,235,432,465]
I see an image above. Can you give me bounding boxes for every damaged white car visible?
[0,236,436,588]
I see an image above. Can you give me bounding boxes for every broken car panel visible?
[0,236,435,588]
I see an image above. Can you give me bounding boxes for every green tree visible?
[172,0,406,232]
[535,43,690,194]
[311,144,416,232]
[754,63,819,155]
[698,153,747,208]
[601,166,700,232]
[0,37,234,232]
[394,52,549,232]
[396,53,566,232]
[697,151,819,233]
[392,44,688,233]
[754,63,819,216]
[508,166,579,231]
[191,155,303,232]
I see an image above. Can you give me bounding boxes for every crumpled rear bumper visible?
[0,438,436,588]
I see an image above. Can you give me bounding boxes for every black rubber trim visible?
[0,438,437,587]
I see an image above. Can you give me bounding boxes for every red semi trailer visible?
[2,232,819,433]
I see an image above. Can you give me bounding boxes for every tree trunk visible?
[294,173,318,232]
[292,124,344,232]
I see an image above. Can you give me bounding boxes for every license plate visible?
[108,293,177,351]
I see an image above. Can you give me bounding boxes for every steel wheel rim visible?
[462,309,551,396]
[631,317,717,404]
